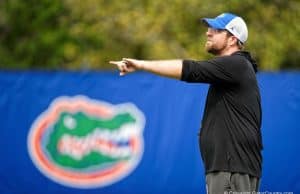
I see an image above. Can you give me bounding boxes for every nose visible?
[206,30,212,37]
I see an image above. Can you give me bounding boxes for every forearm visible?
[141,60,183,79]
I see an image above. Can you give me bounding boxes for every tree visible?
[0,0,299,70]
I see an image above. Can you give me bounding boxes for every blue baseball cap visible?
[202,13,248,43]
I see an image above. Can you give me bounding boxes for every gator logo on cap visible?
[27,96,145,188]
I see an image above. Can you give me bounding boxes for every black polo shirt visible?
[181,51,263,178]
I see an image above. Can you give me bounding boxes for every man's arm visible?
[109,58,183,80]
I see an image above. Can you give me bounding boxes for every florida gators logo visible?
[27,96,145,188]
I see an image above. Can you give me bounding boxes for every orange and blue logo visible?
[27,96,145,188]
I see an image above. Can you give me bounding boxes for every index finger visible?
[109,61,121,65]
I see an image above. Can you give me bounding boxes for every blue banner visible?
[0,71,299,194]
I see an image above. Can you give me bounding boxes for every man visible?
[110,13,263,194]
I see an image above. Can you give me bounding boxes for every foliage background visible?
[0,0,299,70]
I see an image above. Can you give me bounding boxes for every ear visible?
[228,36,238,47]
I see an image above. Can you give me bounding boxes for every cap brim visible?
[201,18,225,29]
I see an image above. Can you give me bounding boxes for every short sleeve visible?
[181,57,244,84]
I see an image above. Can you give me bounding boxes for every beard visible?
[205,40,227,56]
